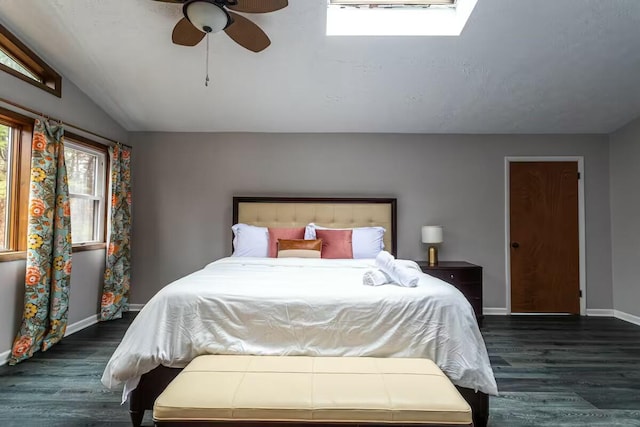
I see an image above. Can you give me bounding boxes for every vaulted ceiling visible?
[0,0,639,133]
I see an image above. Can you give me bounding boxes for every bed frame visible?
[127,196,488,427]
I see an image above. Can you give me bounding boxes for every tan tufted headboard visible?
[233,197,397,255]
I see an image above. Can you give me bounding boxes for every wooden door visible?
[510,161,580,314]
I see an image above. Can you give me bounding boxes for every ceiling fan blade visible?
[226,0,288,13]
[224,11,271,52]
[172,17,205,46]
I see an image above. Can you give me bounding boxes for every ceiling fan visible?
[154,0,288,52]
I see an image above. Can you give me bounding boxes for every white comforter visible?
[102,257,498,402]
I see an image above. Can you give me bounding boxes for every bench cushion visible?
[153,355,472,425]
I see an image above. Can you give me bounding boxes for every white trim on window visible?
[65,140,106,244]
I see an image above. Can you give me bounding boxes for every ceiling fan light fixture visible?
[184,0,230,33]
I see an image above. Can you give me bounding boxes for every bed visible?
[102,197,496,427]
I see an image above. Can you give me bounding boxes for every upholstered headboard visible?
[233,197,397,256]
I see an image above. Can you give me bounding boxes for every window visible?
[0,122,12,249]
[0,107,32,257]
[326,0,477,36]
[0,50,41,83]
[0,23,62,97]
[0,111,108,260]
[64,136,107,245]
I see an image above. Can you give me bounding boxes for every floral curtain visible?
[100,143,131,321]
[10,119,72,364]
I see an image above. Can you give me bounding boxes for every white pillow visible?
[231,223,268,257]
[305,223,385,259]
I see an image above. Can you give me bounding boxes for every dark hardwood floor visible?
[1,314,639,426]
[485,316,640,426]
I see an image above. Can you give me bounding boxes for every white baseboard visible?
[511,312,574,315]
[128,304,145,312]
[481,308,639,321]
[0,313,99,367]
[64,314,99,337]
[586,309,614,317]
[614,309,640,326]
[483,307,508,315]
[0,349,10,367]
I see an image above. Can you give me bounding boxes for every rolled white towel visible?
[363,269,392,286]
[375,251,421,288]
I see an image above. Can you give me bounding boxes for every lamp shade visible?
[184,0,230,33]
[421,226,443,244]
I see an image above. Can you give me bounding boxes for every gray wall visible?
[0,251,106,357]
[129,132,612,311]
[0,69,127,144]
[610,117,640,318]
[0,69,127,359]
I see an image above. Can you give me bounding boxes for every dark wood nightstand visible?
[416,261,483,325]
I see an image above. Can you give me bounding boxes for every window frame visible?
[0,23,62,98]
[65,133,109,251]
[0,107,33,261]
[0,120,110,262]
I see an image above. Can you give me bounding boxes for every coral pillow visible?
[315,229,353,259]
[305,223,385,259]
[268,227,305,257]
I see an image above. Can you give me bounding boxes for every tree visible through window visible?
[64,140,106,244]
[0,119,107,257]
[0,123,11,249]
[0,109,31,256]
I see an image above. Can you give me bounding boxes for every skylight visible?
[326,0,478,36]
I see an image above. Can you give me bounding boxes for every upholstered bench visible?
[153,355,473,426]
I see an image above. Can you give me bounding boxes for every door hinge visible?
[577,172,581,180]
[579,290,583,298]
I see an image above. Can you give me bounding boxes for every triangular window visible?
[0,23,61,97]
[0,48,41,83]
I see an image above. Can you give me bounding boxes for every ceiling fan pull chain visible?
[205,32,210,87]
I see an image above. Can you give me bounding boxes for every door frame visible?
[504,156,586,315]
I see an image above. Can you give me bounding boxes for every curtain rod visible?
[0,96,132,149]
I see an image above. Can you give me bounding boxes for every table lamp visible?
[422,225,443,266]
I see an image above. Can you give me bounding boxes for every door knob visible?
[511,242,520,249]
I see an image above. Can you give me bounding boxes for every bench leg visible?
[456,387,488,427]
[128,366,183,426]
[129,409,144,427]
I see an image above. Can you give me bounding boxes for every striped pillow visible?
[277,239,322,258]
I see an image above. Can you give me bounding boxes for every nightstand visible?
[416,261,483,325]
